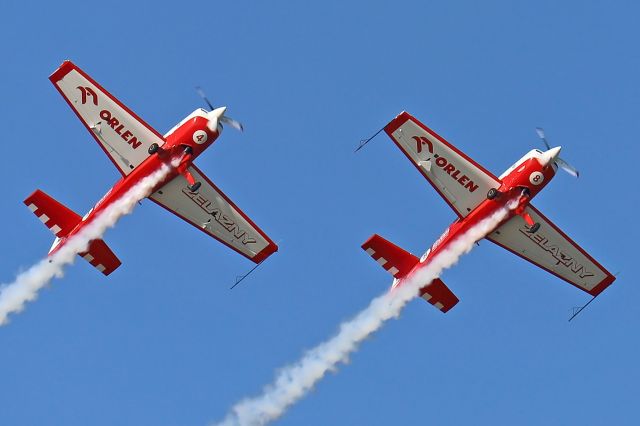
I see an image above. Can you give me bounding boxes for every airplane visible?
[24,60,278,275]
[361,111,614,313]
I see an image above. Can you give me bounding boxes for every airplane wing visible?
[385,111,501,218]
[149,165,278,263]
[486,205,615,296]
[49,60,166,176]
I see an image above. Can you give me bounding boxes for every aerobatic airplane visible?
[24,60,278,275]
[361,111,614,313]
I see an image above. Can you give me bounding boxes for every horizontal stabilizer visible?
[80,239,121,276]
[24,190,82,238]
[419,278,459,313]
[361,234,419,279]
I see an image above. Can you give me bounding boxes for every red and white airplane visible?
[362,111,615,313]
[24,61,278,275]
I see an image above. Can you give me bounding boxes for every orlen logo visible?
[412,136,479,193]
[99,109,143,149]
[77,86,98,105]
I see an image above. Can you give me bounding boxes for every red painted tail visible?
[361,234,420,279]
[24,190,121,276]
[79,239,121,276]
[362,234,459,313]
[419,278,459,313]
[24,190,82,238]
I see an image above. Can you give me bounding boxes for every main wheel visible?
[148,143,160,154]
[183,146,193,155]
[487,188,499,200]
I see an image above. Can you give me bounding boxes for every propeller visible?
[535,127,579,178]
[195,86,244,132]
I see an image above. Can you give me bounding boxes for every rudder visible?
[25,189,121,276]
[362,233,460,313]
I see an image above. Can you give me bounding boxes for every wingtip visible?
[49,60,76,83]
[384,111,412,135]
[252,242,278,264]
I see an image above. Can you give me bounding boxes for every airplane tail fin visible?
[361,234,420,279]
[419,278,459,313]
[79,239,122,276]
[24,189,83,238]
[361,233,459,313]
[24,190,121,276]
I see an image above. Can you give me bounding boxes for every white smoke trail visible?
[216,204,514,426]
[0,160,179,325]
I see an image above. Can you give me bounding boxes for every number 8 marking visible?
[529,171,544,185]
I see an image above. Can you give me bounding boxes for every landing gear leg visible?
[182,168,200,192]
[176,145,200,192]
[516,197,538,233]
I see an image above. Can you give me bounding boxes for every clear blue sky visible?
[1,1,638,425]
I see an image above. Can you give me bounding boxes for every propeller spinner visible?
[535,127,579,178]
[196,86,244,133]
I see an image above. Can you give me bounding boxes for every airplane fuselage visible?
[394,148,559,289]
[50,112,221,255]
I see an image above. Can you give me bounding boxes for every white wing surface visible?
[487,205,615,295]
[385,111,501,218]
[150,165,278,263]
[50,60,166,175]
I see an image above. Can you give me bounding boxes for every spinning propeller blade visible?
[221,116,244,132]
[535,127,579,178]
[535,127,551,149]
[195,86,244,133]
[195,86,214,110]
[555,156,579,178]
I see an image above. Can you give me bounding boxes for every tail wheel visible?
[148,143,160,155]
[188,182,202,193]
[487,188,500,200]
[528,223,541,233]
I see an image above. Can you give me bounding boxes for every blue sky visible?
[1,1,638,424]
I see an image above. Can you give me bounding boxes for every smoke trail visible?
[215,205,514,426]
[0,160,178,325]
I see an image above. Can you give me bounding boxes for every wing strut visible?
[568,270,619,321]
[230,260,265,289]
[568,296,598,322]
[354,125,385,152]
